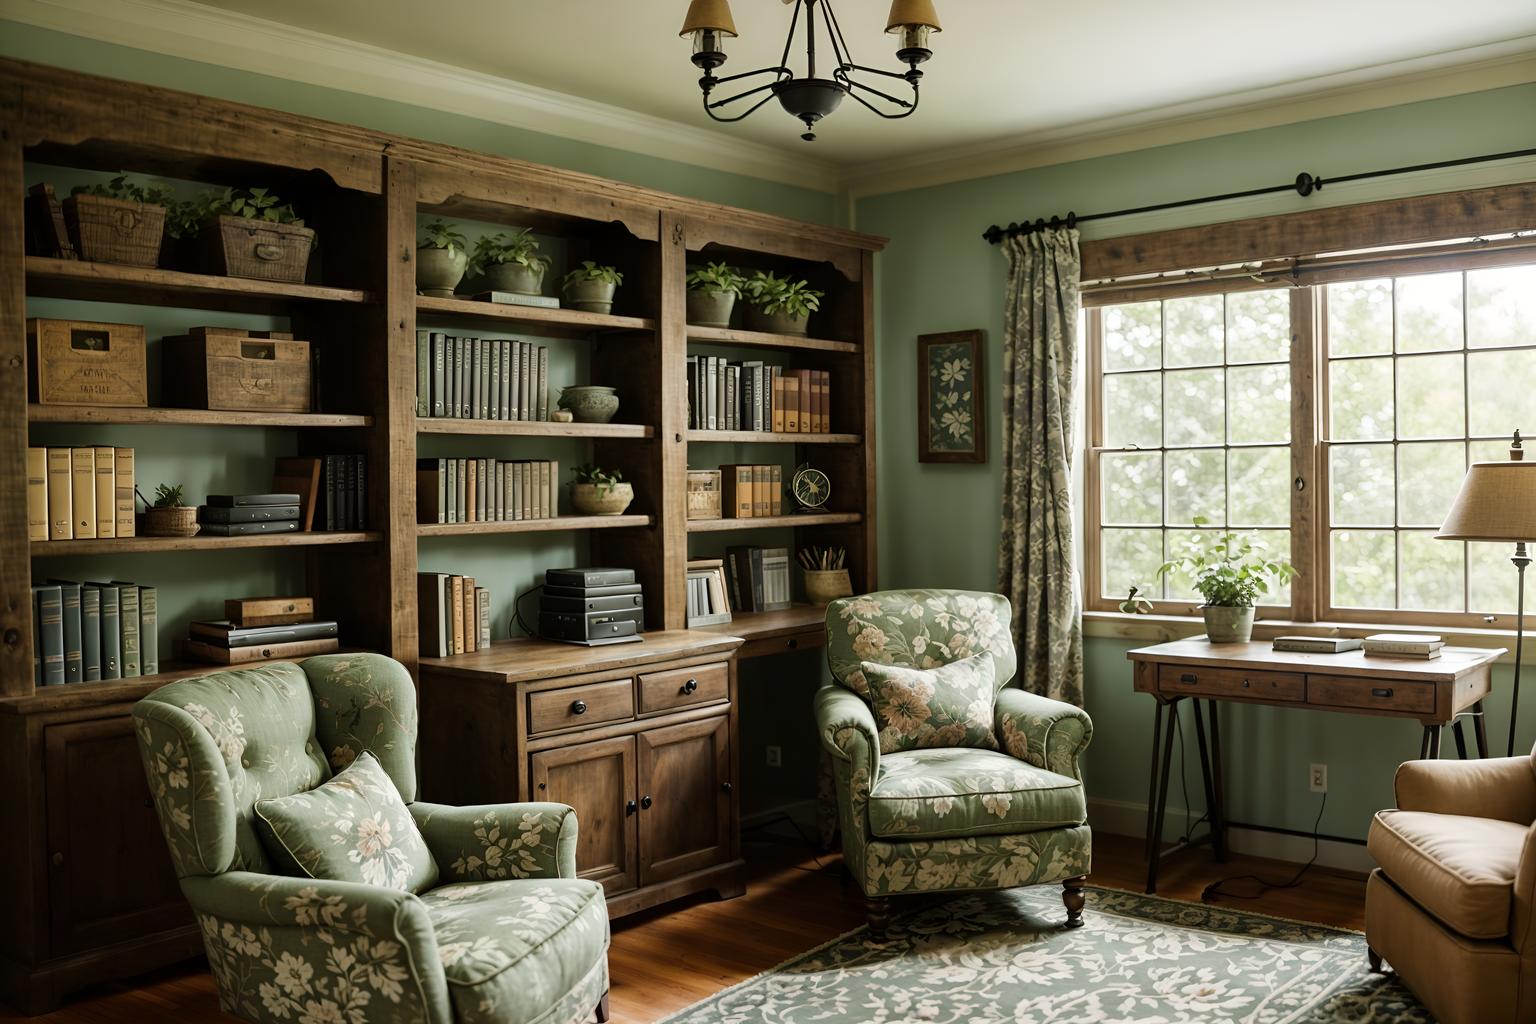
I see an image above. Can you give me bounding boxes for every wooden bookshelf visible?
[418,417,653,438]
[30,531,382,556]
[686,324,858,354]
[416,293,656,336]
[687,512,863,533]
[687,430,860,445]
[25,256,373,312]
[30,405,374,428]
[416,515,652,537]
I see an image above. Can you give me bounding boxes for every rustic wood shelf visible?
[24,256,373,311]
[416,515,653,537]
[417,418,653,439]
[30,531,382,556]
[695,604,827,641]
[416,294,657,336]
[686,324,859,354]
[687,512,862,533]
[29,405,373,428]
[687,430,860,445]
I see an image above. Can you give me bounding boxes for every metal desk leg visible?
[1207,699,1229,863]
[1144,700,1164,862]
[1192,699,1227,862]
[1428,724,1443,759]
[1419,727,1433,760]
[1453,720,1469,759]
[1472,700,1491,758]
[1146,699,1179,895]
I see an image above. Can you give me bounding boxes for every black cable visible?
[741,811,837,875]
[1171,706,1209,845]
[1201,791,1329,902]
[509,584,543,638]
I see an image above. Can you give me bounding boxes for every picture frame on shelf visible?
[917,329,986,464]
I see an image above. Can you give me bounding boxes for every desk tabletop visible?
[419,629,744,683]
[1127,637,1505,682]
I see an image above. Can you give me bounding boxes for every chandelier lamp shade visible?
[678,0,942,141]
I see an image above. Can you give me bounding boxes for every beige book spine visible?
[93,445,115,538]
[462,576,476,653]
[46,447,72,540]
[114,448,135,537]
[25,447,47,541]
[70,447,96,539]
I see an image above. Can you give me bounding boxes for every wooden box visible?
[202,215,315,283]
[162,328,312,412]
[26,318,148,407]
[687,469,722,520]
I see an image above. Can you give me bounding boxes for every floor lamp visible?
[1438,437,1536,757]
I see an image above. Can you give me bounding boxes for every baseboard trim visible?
[742,798,820,837]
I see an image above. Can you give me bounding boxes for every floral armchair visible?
[817,590,1093,935]
[133,653,610,1024]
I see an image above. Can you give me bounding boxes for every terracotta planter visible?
[140,506,199,537]
[1202,605,1255,643]
[484,263,544,295]
[572,482,633,516]
[803,569,853,606]
[687,289,736,328]
[63,194,166,267]
[416,246,467,297]
[563,278,618,314]
[202,216,315,283]
[558,385,620,424]
[748,306,810,336]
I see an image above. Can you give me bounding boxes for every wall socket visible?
[1309,763,1328,793]
[765,745,783,768]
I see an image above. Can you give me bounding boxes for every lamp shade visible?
[680,0,737,37]
[886,0,942,32]
[1437,462,1536,542]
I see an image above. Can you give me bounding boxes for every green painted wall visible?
[858,83,1536,841]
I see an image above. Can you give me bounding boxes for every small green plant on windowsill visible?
[570,464,633,516]
[1154,518,1296,643]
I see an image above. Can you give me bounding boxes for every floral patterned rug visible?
[659,886,1429,1023]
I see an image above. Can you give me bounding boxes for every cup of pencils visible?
[799,545,853,606]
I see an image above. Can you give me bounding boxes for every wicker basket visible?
[140,505,199,537]
[202,215,316,283]
[62,194,166,267]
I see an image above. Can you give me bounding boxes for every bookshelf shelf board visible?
[695,604,826,641]
[417,418,653,439]
[687,430,860,445]
[29,405,373,428]
[687,512,861,533]
[25,256,373,312]
[416,294,657,337]
[686,325,858,354]
[417,515,653,537]
[30,531,382,556]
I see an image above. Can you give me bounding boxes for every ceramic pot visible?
[563,278,618,314]
[687,289,736,328]
[803,569,853,606]
[484,263,544,295]
[572,481,633,516]
[748,306,810,336]
[1202,605,1255,643]
[141,506,199,537]
[416,246,467,297]
[558,385,620,423]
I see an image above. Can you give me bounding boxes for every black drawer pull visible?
[682,678,698,694]
[640,795,653,810]
[570,699,588,715]
[1179,673,1197,685]
[786,638,798,649]
[1371,687,1394,698]
[1242,679,1251,688]
[626,800,637,815]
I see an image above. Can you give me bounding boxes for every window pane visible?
[1102,528,1164,599]
[1227,363,1291,444]
[1164,295,1224,368]
[1470,438,1514,463]
[1164,368,1225,446]
[1328,280,1392,356]
[1103,371,1162,447]
[1163,528,1209,601]
[1468,265,1536,349]
[1102,451,1162,525]
[1329,357,1393,441]
[1467,349,1532,438]
[1397,442,1466,528]
[1399,531,1463,612]
[1166,449,1225,526]
[1228,447,1290,527]
[1248,529,1293,605]
[1469,542,1519,615]
[1396,353,1464,440]
[1330,444,1394,526]
[1333,530,1396,608]
[1395,273,1463,353]
[1103,302,1161,371]
[1227,289,1290,364]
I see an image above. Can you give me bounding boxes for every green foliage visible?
[571,463,624,498]
[563,260,623,287]
[686,261,746,297]
[71,173,173,207]
[418,219,468,255]
[1155,519,1296,608]
[470,229,548,275]
[743,270,823,318]
[205,187,305,226]
[152,483,186,508]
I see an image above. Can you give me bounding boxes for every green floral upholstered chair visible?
[817,590,1093,935]
[132,653,610,1024]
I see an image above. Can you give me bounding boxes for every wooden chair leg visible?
[595,990,610,1022]
[865,895,891,938]
[1367,948,1383,974]
[1062,875,1087,929]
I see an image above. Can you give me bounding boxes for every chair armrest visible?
[1514,823,1536,953]
[409,801,577,882]
[815,685,880,781]
[994,687,1093,780]
[1394,756,1536,823]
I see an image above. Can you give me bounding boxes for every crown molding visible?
[0,0,844,193]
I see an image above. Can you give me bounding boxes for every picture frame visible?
[917,329,986,463]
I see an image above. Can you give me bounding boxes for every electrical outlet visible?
[1309,763,1328,793]
[765,745,782,768]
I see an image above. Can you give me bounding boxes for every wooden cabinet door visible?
[530,735,638,894]
[44,716,190,955]
[636,715,731,887]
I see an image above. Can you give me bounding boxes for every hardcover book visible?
[182,637,339,665]
[25,446,46,541]
[93,444,116,538]
[273,456,323,531]
[114,581,140,678]
[418,572,450,658]
[114,447,135,537]
[33,584,64,685]
[46,447,71,540]
[140,585,158,674]
[53,580,82,683]
[81,583,101,682]
[93,582,121,680]
[69,448,95,538]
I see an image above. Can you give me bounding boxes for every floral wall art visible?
[918,330,987,463]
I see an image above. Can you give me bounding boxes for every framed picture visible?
[917,330,986,463]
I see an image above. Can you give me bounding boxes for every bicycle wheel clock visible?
[791,463,830,513]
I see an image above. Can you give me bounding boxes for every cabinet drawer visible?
[1307,674,1435,715]
[637,662,729,715]
[1158,665,1305,702]
[528,679,635,734]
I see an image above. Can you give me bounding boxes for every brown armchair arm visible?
[1394,755,1536,824]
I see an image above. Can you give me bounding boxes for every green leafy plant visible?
[71,173,173,207]
[563,260,623,287]
[1155,519,1296,608]
[743,270,823,317]
[418,219,468,255]
[151,483,186,508]
[470,229,548,275]
[686,261,746,297]
[571,463,625,498]
[204,187,305,226]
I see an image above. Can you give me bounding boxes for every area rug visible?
[659,885,1429,1023]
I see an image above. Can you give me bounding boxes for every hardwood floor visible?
[0,831,1368,1023]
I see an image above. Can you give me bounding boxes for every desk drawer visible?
[637,662,729,715]
[1307,674,1434,715]
[1158,665,1305,702]
[528,679,635,734]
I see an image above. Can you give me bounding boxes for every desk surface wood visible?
[1128,638,1505,682]
[418,629,743,683]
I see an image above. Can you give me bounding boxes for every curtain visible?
[999,228,1085,706]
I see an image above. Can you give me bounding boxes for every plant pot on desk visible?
[1202,605,1255,643]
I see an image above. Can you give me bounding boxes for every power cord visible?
[1201,791,1329,902]
[1169,707,1209,845]
[509,584,543,637]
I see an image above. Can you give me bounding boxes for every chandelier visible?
[679,0,942,142]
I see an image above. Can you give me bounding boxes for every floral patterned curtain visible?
[999,229,1084,705]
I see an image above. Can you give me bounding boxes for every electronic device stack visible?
[539,567,644,646]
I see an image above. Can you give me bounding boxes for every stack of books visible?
[416,331,549,421]
[416,458,560,524]
[26,446,134,541]
[725,546,792,613]
[687,358,830,434]
[1363,634,1445,659]
[31,579,156,684]
[198,493,303,536]
[1272,636,1363,654]
[185,596,338,665]
[719,464,783,519]
[417,573,490,657]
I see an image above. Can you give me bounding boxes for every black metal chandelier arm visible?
[840,76,920,118]
[705,64,792,89]
[839,61,918,83]
[702,90,779,124]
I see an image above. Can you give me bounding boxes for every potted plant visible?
[570,464,633,516]
[65,174,173,267]
[470,229,548,295]
[1155,521,1296,643]
[139,483,198,537]
[557,385,620,423]
[562,261,623,314]
[743,270,823,335]
[416,219,469,297]
[197,187,315,283]
[685,262,746,328]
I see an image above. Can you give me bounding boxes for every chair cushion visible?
[422,877,609,1022]
[863,654,1000,754]
[254,750,439,893]
[867,747,1086,839]
[1368,809,1525,939]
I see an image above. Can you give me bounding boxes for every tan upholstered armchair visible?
[1365,745,1536,1024]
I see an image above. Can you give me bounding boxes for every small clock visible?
[790,463,830,513]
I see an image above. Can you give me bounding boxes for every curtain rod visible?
[981,147,1536,245]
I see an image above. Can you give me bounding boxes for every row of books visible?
[720,464,784,518]
[416,458,561,524]
[32,580,156,684]
[687,358,832,433]
[1272,633,1447,659]
[268,454,368,532]
[25,446,134,541]
[724,546,793,613]
[417,572,491,658]
[415,332,550,421]
[685,558,732,628]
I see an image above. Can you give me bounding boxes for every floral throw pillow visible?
[254,749,439,893]
[861,653,1000,755]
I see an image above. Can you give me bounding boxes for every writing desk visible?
[1127,638,1505,894]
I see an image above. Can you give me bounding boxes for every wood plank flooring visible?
[0,832,1368,1023]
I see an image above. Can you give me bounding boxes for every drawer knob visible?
[570,700,588,715]
[1242,679,1251,688]
[1372,687,1394,698]
[682,678,699,694]
[538,782,546,791]
[1179,673,1197,685]
[721,782,732,793]
[626,800,637,815]
[786,638,798,649]
[51,852,64,868]
[640,795,653,810]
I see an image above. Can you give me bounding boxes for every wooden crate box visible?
[162,327,312,412]
[26,317,147,407]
